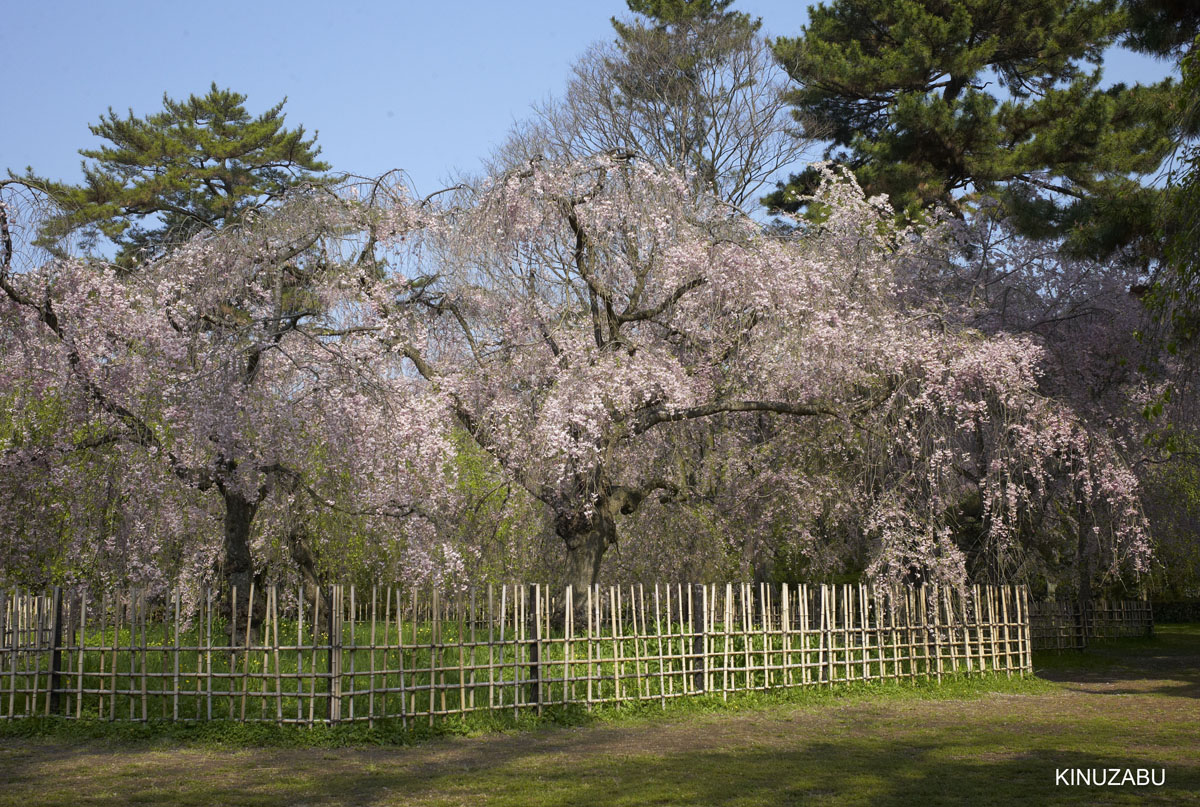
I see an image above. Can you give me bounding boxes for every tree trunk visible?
[557,507,618,593]
[221,488,263,642]
[287,527,332,633]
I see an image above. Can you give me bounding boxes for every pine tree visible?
[1154,34,1200,346]
[1123,0,1200,58]
[768,0,1176,257]
[16,84,330,266]
[1119,1,1200,344]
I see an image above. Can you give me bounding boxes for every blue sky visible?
[1,1,1175,196]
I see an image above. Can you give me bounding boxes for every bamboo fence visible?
[0,582,1032,725]
[1028,598,1153,651]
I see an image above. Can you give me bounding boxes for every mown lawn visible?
[1,626,1197,806]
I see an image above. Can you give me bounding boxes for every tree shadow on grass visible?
[10,737,1195,807]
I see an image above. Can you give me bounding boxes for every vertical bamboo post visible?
[380,586,391,720]
[611,586,622,703]
[689,584,704,694]
[270,587,282,722]
[816,585,827,685]
[239,583,255,722]
[741,583,752,689]
[510,586,520,716]
[904,587,915,681]
[981,586,994,670]
[14,594,22,718]
[201,589,211,721]
[991,587,1002,671]
[500,586,511,716]
[838,584,848,683]
[115,593,126,720]
[760,583,770,690]
[564,585,573,706]
[888,586,901,681]
[913,587,925,680]
[432,587,442,722]
[172,589,181,721]
[308,589,319,726]
[959,586,973,674]
[75,591,87,720]
[841,585,852,682]
[798,585,809,686]
[528,584,541,712]
[330,586,343,724]
[456,590,466,716]
[258,589,269,721]
[0,590,7,720]
[734,583,744,691]
[22,595,30,717]
[486,584,494,714]
[227,587,238,720]
[26,595,36,718]
[1022,586,1033,673]
[828,585,838,684]
[932,586,944,683]
[944,588,959,675]
[653,584,665,709]
[47,587,64,716]
[585,585,594,710]
[858,583,869,682]
[665,585,675,699]
[838,584,850,682]
[347,586,357,722]
[368,587,378,726]
[847,585,857,682]
[722,583,732,699]
[970,585,981,672]
[873,586,884,681]
[137,591,148,722]
[469,587,478,712]
[1000,586,1013,678]
[296,586,305,724]
[781,583,791,688]
[95,592,108,721]
[633,585,645,701]
[394,588,406,728]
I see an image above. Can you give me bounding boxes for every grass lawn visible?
[1,626,1197,806]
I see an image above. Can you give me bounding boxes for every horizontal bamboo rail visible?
[0,582,1032,725]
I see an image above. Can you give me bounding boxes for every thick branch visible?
[633,399,838,434]
[619,277,706,323]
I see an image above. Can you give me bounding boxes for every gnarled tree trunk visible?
[557,508,618,594]
[220,487,264,642]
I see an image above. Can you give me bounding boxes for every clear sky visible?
[1,0,1175,197]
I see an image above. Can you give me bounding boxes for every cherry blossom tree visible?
[0,184,451,612]
[371,154,1152,591]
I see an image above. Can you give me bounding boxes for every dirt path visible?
[3,628,1198,806]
